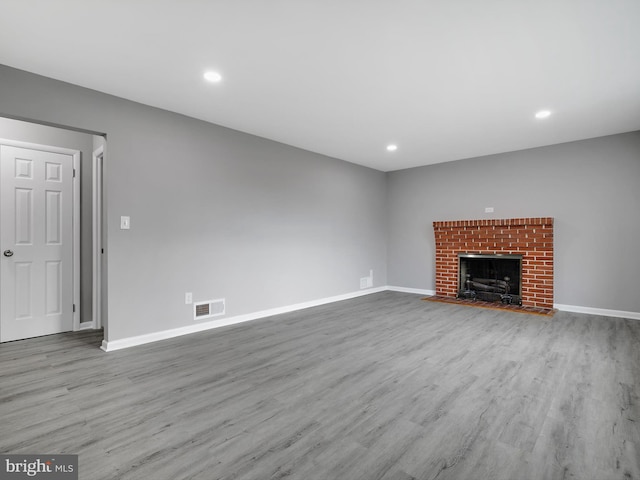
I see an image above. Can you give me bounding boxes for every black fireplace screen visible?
[458,253,523,305]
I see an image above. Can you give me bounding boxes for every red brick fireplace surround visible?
[433,218,554,309]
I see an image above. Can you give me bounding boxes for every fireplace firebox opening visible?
[458,253,523,305]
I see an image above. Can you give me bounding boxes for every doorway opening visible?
[0,116,106,343]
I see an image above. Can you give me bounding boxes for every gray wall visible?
[387,132,640,312]
[0,65,387,342]
[0,117,95,323]
[2,62,638,347]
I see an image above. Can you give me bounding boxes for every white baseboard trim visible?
[100,286,387,352]
[99,287,640,352]
[386,286,436,296]
[385,288,640,320]
[76,323,97,331]
[554,303,640,320]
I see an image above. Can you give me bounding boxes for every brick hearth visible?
[433,218,554,309]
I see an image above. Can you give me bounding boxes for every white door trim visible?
[0,138,81,332]
[90,145,104,330]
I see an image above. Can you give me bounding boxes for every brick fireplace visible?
[433,218,554,309]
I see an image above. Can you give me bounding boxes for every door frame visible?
[0,138,81,333]
[91,144,104,330]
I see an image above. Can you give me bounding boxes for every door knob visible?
[3,250,13,257]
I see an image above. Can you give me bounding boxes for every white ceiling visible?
[2,0,640,171]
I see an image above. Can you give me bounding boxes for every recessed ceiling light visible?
[386,144,398,152]
[204,71,222,83]
[535,110,552,119]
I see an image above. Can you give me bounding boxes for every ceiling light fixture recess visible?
[204,71,222,83]
[535,110,552,119]
[386,144,398,152]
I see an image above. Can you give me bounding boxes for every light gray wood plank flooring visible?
[1,291,639,479]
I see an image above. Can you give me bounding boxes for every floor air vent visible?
[194,298,225,320]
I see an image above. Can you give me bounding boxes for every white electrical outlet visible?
[185,292,193,305]
[485,207,494,213]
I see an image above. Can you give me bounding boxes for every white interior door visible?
[1,144,74,342]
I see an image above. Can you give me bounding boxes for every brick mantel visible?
[433,218,554,308]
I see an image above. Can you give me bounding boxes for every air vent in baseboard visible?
[193,298,225,320]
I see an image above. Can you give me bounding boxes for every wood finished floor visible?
[1,291,639,480]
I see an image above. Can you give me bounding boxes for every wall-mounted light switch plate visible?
[120,216,131,229]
